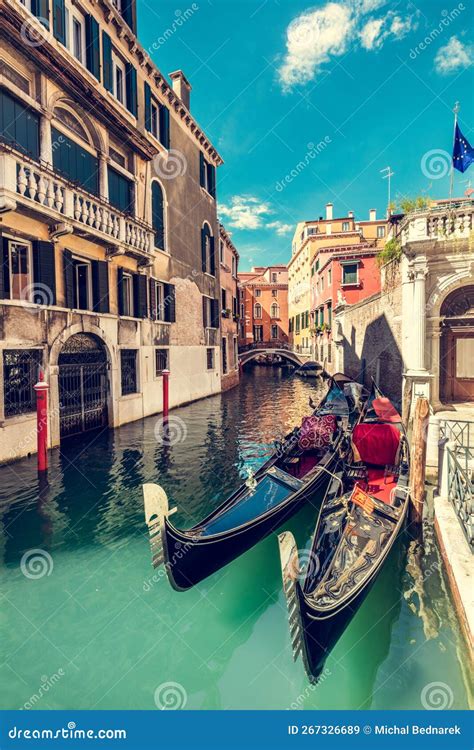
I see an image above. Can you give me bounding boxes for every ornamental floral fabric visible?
[298,414,336,450]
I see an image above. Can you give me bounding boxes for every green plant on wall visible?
[376,238,402,267]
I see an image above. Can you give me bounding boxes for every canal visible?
[0,367,471,710]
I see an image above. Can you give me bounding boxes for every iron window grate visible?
[120,349,138,395]
[3,349,42,417]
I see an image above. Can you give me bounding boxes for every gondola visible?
[278,385,410,683]
[143,375,362,591]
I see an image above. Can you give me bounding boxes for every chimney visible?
[348,210,354,219]
[326,203,333,221]
[170,70,192,111]
[369,208,376,222]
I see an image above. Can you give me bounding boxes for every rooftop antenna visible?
[380,166,394,214]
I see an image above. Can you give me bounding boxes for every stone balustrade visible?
[0,150,154,259]
[400,202,474,245]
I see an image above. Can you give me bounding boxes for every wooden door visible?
[442,331,474,402]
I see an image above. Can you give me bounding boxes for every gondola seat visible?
[352,423,401,467]
[352,423,401,505]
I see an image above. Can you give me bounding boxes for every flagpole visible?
[450,101,460,204]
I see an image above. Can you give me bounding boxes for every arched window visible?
[201,222,215,275]
[254,303,262,319]
[51,105,99,195]
[271,303,279,318]
[152,181,166,250]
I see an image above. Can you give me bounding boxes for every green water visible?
[0,368,471,710]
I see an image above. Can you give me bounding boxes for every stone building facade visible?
[219,224,239,391]
[238,265,288,348]
[0,0,223,463]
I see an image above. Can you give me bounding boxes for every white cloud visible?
[434,36,472,75]
[219,196,294,236]
[219,196,271,230]
[267,221,293,235]
[278,1,418,90]
[360,11,416,50]
[278,3,353,91]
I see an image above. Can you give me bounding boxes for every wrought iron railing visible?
[446,445,474,549]
[439,419,474,448]
[440,419,474,548]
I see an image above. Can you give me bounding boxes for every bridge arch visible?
[238,349,306,367]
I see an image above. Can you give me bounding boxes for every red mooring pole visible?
[162,368,170,423]
[33,370,49,473]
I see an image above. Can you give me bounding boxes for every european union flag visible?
[453,123,474,173]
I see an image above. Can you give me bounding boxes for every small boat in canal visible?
[143,375,362,591]
[294,361,322,378]
[279,386,410,683]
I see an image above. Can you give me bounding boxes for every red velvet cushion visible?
[298,414,337,450]
[352,423,400,467]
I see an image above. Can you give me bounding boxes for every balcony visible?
[0,149,155,265]
[399,200,474,245]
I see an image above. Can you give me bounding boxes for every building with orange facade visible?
[219,225,239,390]
[238,265,288,348]
[288,203,387,367]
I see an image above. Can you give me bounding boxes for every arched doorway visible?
[440,285,474,403]
[58,334,109,438]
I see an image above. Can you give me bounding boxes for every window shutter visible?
[91,260,109,313]
[133,273,148,318]
[149,278,157,320]
[211,298,219,329]
[52,0,66,44]
[117,267,125,315]
[102,31,113,92]
[159,104,170,149]
[63,249,74,308]
[199,152,206,188]
[202,296,208,328]
[32,0,49,27]
[32,241,56,305]
[201,227,207,273]
[144,82,152,132]
[85,15,100,80]
[164,283,176,323]
[125,63,138,117]
[152,182,165,249]
[209,235,216,276]
[207,163,216,198]
[121,0,136,32]
[0,236,9,299]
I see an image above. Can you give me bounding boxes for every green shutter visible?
[149,279,157,320]
[121,0,136,32]
[0,90,39,161]
[207,163,216,198]
[117,267,125,315]
[85,15,100,80]
[125,63,138,117]
[32,0,50,27]
[102,31,113,92]
[144,82,152,131]
[33,241,56,305]
[133,273,148,318]
[108,166,133,214]
[209,236,216,276]
[159,104,170,149]
[0,236,9,299]
[63,250,74,309]
[92,260,109,313]
[52,127,98,195]
[152,182,165,249]
[199,152,206,187]
[202,297,208,328]
[164,283,176,323]
[52,0,66,44]
[201,226,207,273]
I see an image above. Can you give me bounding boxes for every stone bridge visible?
[238,348,309,367]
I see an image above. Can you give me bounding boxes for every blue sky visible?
[138,0,474,270]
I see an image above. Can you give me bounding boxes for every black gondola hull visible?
[162,464,336,591]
